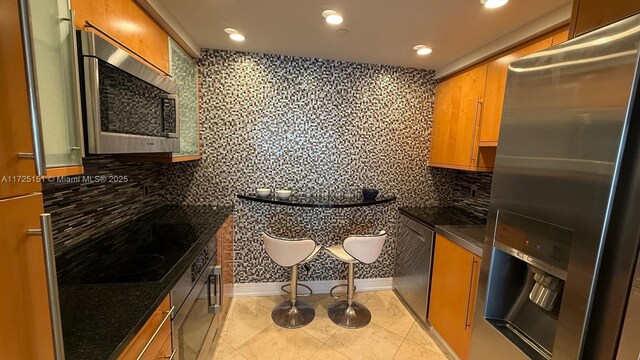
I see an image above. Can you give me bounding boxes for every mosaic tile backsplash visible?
[43,156,164,254]
[162,49,456,283]
[452,171,493,220]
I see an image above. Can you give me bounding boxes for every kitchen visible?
[2,0,640,359]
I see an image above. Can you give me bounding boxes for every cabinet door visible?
[29,0,84,171]
[170,39,200,158]
[0,0,41,199]
[571,0,640,37]
[71,0,170,74]
[216,216,234,317]
[429,234,481,360]
[430,65,487,169]
[480,37,554,145]
[0,193,55,360]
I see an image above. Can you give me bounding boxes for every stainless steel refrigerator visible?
[469,14,640,360]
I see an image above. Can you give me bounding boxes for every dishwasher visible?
[393,214,435,323]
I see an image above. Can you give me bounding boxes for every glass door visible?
[28,0,83,168]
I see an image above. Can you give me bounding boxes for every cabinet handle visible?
[464,258,479,330]
[62,10,85,157]
[27,214,65,359]
[469,98,482,165]
[17,0,47,176]
[136,306,174,360]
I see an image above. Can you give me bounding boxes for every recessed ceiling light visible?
[224,28,245,42]
[481,0,509,8]
[413,45,433,56]
[322,10,344,25]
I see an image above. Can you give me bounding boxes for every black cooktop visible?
[57,210,201,285]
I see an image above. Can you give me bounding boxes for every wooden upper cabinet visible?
[0,0,42,199]
[479,36,554,146]
[0,193,55,360]
[570,0,640,38]
[429,64,488,171]
[552,29,570,45]
[71,0,170,74]
[429,234,481,360]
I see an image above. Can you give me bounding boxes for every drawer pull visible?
[136,306,174,360]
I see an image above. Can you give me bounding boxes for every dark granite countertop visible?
[57,205,233,360]
[237,193,396,208]
[399,206,485,228]
[435,225,487,257]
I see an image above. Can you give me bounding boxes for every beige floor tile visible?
[325,322,404,360]
[328,288,375,304]
[236,324,323,360]
[393,339,448,360]
[208,337,236,359]
[223,351,248,360]
[300,294,340,342]
[251,295,288,311]
[405,323,446,355]
[365,292,415,337]
[220,297,273,348]
[309,344,350,360]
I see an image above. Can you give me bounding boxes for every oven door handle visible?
[208,265,222,314]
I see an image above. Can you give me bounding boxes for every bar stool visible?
[324,231,387,329]
[261,232,322,328]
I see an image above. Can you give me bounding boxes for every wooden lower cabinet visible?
[429,234,481,360]
[118,295,172,360]
[216,216,234,317]
[0,193,55,360]
[156,334,173,360]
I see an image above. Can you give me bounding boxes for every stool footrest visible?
[280,283,313,297]
[329,283,356,299]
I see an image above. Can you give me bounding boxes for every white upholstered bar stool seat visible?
[262,232,321,328]
[324,231,387,329]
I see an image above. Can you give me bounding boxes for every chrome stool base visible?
[271,300,315,329]
[328,300,371,329]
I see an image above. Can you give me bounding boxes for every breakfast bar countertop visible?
[237,193,396,208]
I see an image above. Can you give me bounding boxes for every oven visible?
[170,245,222,360]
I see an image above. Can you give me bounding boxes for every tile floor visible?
[206,291,450,360]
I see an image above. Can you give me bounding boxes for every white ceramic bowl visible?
[275,189,292,200]
[256,188,272,197]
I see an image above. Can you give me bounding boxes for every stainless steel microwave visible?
[79,31,180,154]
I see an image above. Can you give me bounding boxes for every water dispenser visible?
[483,210,573,360]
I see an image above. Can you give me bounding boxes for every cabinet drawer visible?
[154,333,174,360]
[118,295,172,360]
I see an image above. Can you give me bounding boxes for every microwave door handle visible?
[161,94,179,138]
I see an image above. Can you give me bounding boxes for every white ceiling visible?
[158,0,571,71]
